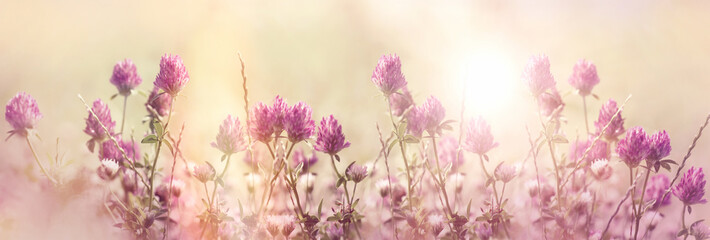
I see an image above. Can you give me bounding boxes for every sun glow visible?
[458,50,518,116]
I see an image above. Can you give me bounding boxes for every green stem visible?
[682,204,688,240]
[633,163,652,240]
[385,96,414,210]
[210,154,232,207]
[148,97,175,212]
[478,154,500,206]
[25,135,57,184]
[329,154,351,205]
[120,95,128,135]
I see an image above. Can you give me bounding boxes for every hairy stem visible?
[25,135,57,184]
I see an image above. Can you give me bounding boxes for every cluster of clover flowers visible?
[4,52,710,240]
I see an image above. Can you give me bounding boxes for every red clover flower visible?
[110,59,142,96]
[154,54,189,97]
[5,92,42,139]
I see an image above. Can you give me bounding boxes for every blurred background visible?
[2,0,710,239]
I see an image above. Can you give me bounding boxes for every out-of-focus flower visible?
[427,214,445,237]
[5,92,42,139]
[475,222,493,240]
[616,126,649,168]
[691,221,710,240]
[99,138,140,164]
[326,223,345,240]
[156,177,184,201]
[97,159,119,181]
[375,178,391,197]
[245,172,263,193]
[292,148,318,173]
[463,117,499,155]
[281,216,296,237]
[371,54,407,96]
[570,137,609,164]
[211,115,247,155]
[644,174,671,209]
[407,96,446,137]
[595,99,625,140]
[154,54,189,97]
[406,107,426,137]
[522,54,555,97]
[646,130,671,162]
[537,88,564,117]
[122,172,138,194]
[590,159,613,181]
[568,59,600,96]
[420,96,446,133]
[270,96,289,136]
[146,86,172,118]
[265,215,281,237]
[314,115,350,155]
[389,87,413,117]
[249,102,275,143]
[84,99,115,152]
[673,167,707,205]
[346,163,368,183]
[437,136,465,171]
[110,59,142,96]
[218,223,236,240]
[494,162,517,183]
[297,172,316,193]
[193,163,216,183]
[285,102,315,143]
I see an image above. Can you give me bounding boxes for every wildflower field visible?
[2,1,710,240]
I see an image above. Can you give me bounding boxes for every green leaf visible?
[238,199,243,215]
[388,139,400,154]
[336,177,345,188]
[552,135,568,144]
[155,120,164,138]
[403,135,419,144]
[353,198,360,207]
[466,199,472,216]
[397,122,408,138]
[221,155,227,162]
[141,135,158,144]
[163,139,174,155]
[318,199,324,217]
[216,177,224,187]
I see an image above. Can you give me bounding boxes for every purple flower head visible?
[437,135,465,171]
[567,59,600,96]
[522,54,556,97]
[644,174,672,209]
[346,163,368,183]
[193,162,216,183]
[292,148,318,173]
[427,214,445,237]
[110,59,142,96]
[463,117,499,155]
[146,86,172,118]
[270,95,289,135]
[211,115,247,155]
[389,87,414,117]
[673,167,707,205]
[154,54,189,97]
[420,96,446,133]
[647,130,671,162]
[99,137,140,165]
[595,99,625,140]
[371,54,407,96]
[249,102,275,143]
[5,92,42,138]
[569,137,609,164]
[405,107,426,138]
[84,99,115,152]
[314,115,350,155]
[285,102,315,143]
[616,126,649,168]
[537,88,564,117]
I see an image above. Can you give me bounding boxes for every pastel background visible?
[1,1,710,239]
